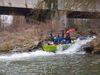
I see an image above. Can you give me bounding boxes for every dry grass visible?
[0,17,62,52]
[0,25,39,52]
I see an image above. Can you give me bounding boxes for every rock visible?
[12,47,22,53]
[93,51,100,54]
[89,37,100,54]
[82,44,94,53]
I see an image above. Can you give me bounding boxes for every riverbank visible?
[0,26,40,53]
[0,19,64,53]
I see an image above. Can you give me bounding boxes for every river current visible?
[0,36,99,75]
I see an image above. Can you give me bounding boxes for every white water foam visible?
[0,36,96,61]
[0,51,55,61]
[59,36,96,54]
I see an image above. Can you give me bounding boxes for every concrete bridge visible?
[0,0,100,18]
[0,0,42,9]
[0,0,45,15]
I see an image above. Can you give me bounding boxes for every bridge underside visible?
[0,6,51,21]
[0,6,33,16]
[67,11,100,19]
[0,6,100,20]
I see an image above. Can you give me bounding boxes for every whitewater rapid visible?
[0,36,96,61]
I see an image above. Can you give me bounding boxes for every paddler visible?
[64,33,71,44]
[48,32,54,42]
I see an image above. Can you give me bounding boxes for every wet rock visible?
[27,41,43,52]
[82,44,94,53]
[93,51,100,54]
[12,47,22,53]
[27,45,38,52]
[89,37,100,54]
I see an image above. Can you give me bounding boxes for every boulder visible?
[82,44,94,53]
[89,37,100,54]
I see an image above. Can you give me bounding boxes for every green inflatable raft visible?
[42,44,70,52]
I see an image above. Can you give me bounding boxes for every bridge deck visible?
[0,0,43,9]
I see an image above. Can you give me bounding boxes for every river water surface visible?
[0,37,99,75]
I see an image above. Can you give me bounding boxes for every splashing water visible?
[0,36,96,61]
[60,36,96,54]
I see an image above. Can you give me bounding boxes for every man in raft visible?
[48,32,72,45]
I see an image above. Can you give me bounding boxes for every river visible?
[0,36,99,75]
